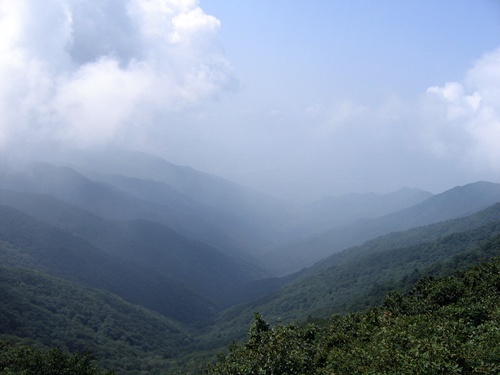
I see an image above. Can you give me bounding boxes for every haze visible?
[1,0,500,202]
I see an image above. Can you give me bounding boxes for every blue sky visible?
[1,0,500,201]
[203,1,499,98]
[188,0,500,200]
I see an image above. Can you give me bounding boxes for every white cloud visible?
[263,49,500,198]
[0,0,234,151]
[426,82,481,120]
[424,48,500,171]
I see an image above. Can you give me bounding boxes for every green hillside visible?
[0,205,216,324]
[267,182,500,274]
[198,208,500,351]
[207,256,500,374]
[2,237,498,374]
[1,160,500,374]
[0,266,191,374]
[0,340,113,375]
[0,156,291,259]
[0,189,264,306]
[292,187,432,235]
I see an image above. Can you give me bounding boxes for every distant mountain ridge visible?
[312,202,500,273]
[201,203,500,350]
[292,187,433,235]
[0,204,217,324]
[62,148,294,243]
[0,157,291,262]
[266,181,500,274]
[0,189,264,307]
[2,149,500,373]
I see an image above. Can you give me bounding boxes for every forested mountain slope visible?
[198,206,500,350]
[0,162,264,261]
[0,205,216,324]
[0,189,264,306]
[1,190,500,373]
[0,340,113,375]
[312,202,500,273]
[292,187,433,235]
[207,256,500,374]
[0,266,191,374]
[61,148,290,223]
[267,181,500,274]
[62,149,295,250]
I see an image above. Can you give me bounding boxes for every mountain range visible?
[265,181,500,274]
[1,149,500,373]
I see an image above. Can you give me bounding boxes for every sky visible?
[1,0,500,202]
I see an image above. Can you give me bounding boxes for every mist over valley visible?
[1,148,500,372]
[1,0,500,373]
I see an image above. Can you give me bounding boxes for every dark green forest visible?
[207,257,500,374]
[192,212,500,354]
[1,158,500,373]
[2,254,499,374]
[2,234,499,373]
[0,267,193,373]
[0,341,114,375]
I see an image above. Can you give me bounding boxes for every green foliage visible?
[207,257,500,374]
[0,187,264,307]
[0,340,113,374]
[210,321,319,375]
[270,184,500,275]
[0,266,192,374]
[2,194,500,373]
[0,204,217,324]
[201,220,500,352]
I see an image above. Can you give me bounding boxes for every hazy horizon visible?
[1,0,500,202]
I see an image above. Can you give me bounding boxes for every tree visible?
[0,341,114,375]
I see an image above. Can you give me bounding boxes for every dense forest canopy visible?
[1,0,499,373]
[1,155,500,373]
[207,257,500,374]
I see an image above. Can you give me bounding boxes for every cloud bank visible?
[0,0,234,151]
[425,48,500,172]
[0,1,499,200]
[245,47,500,198]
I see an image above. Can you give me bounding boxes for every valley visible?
[1,1,499,374]
[1,150,500,374]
